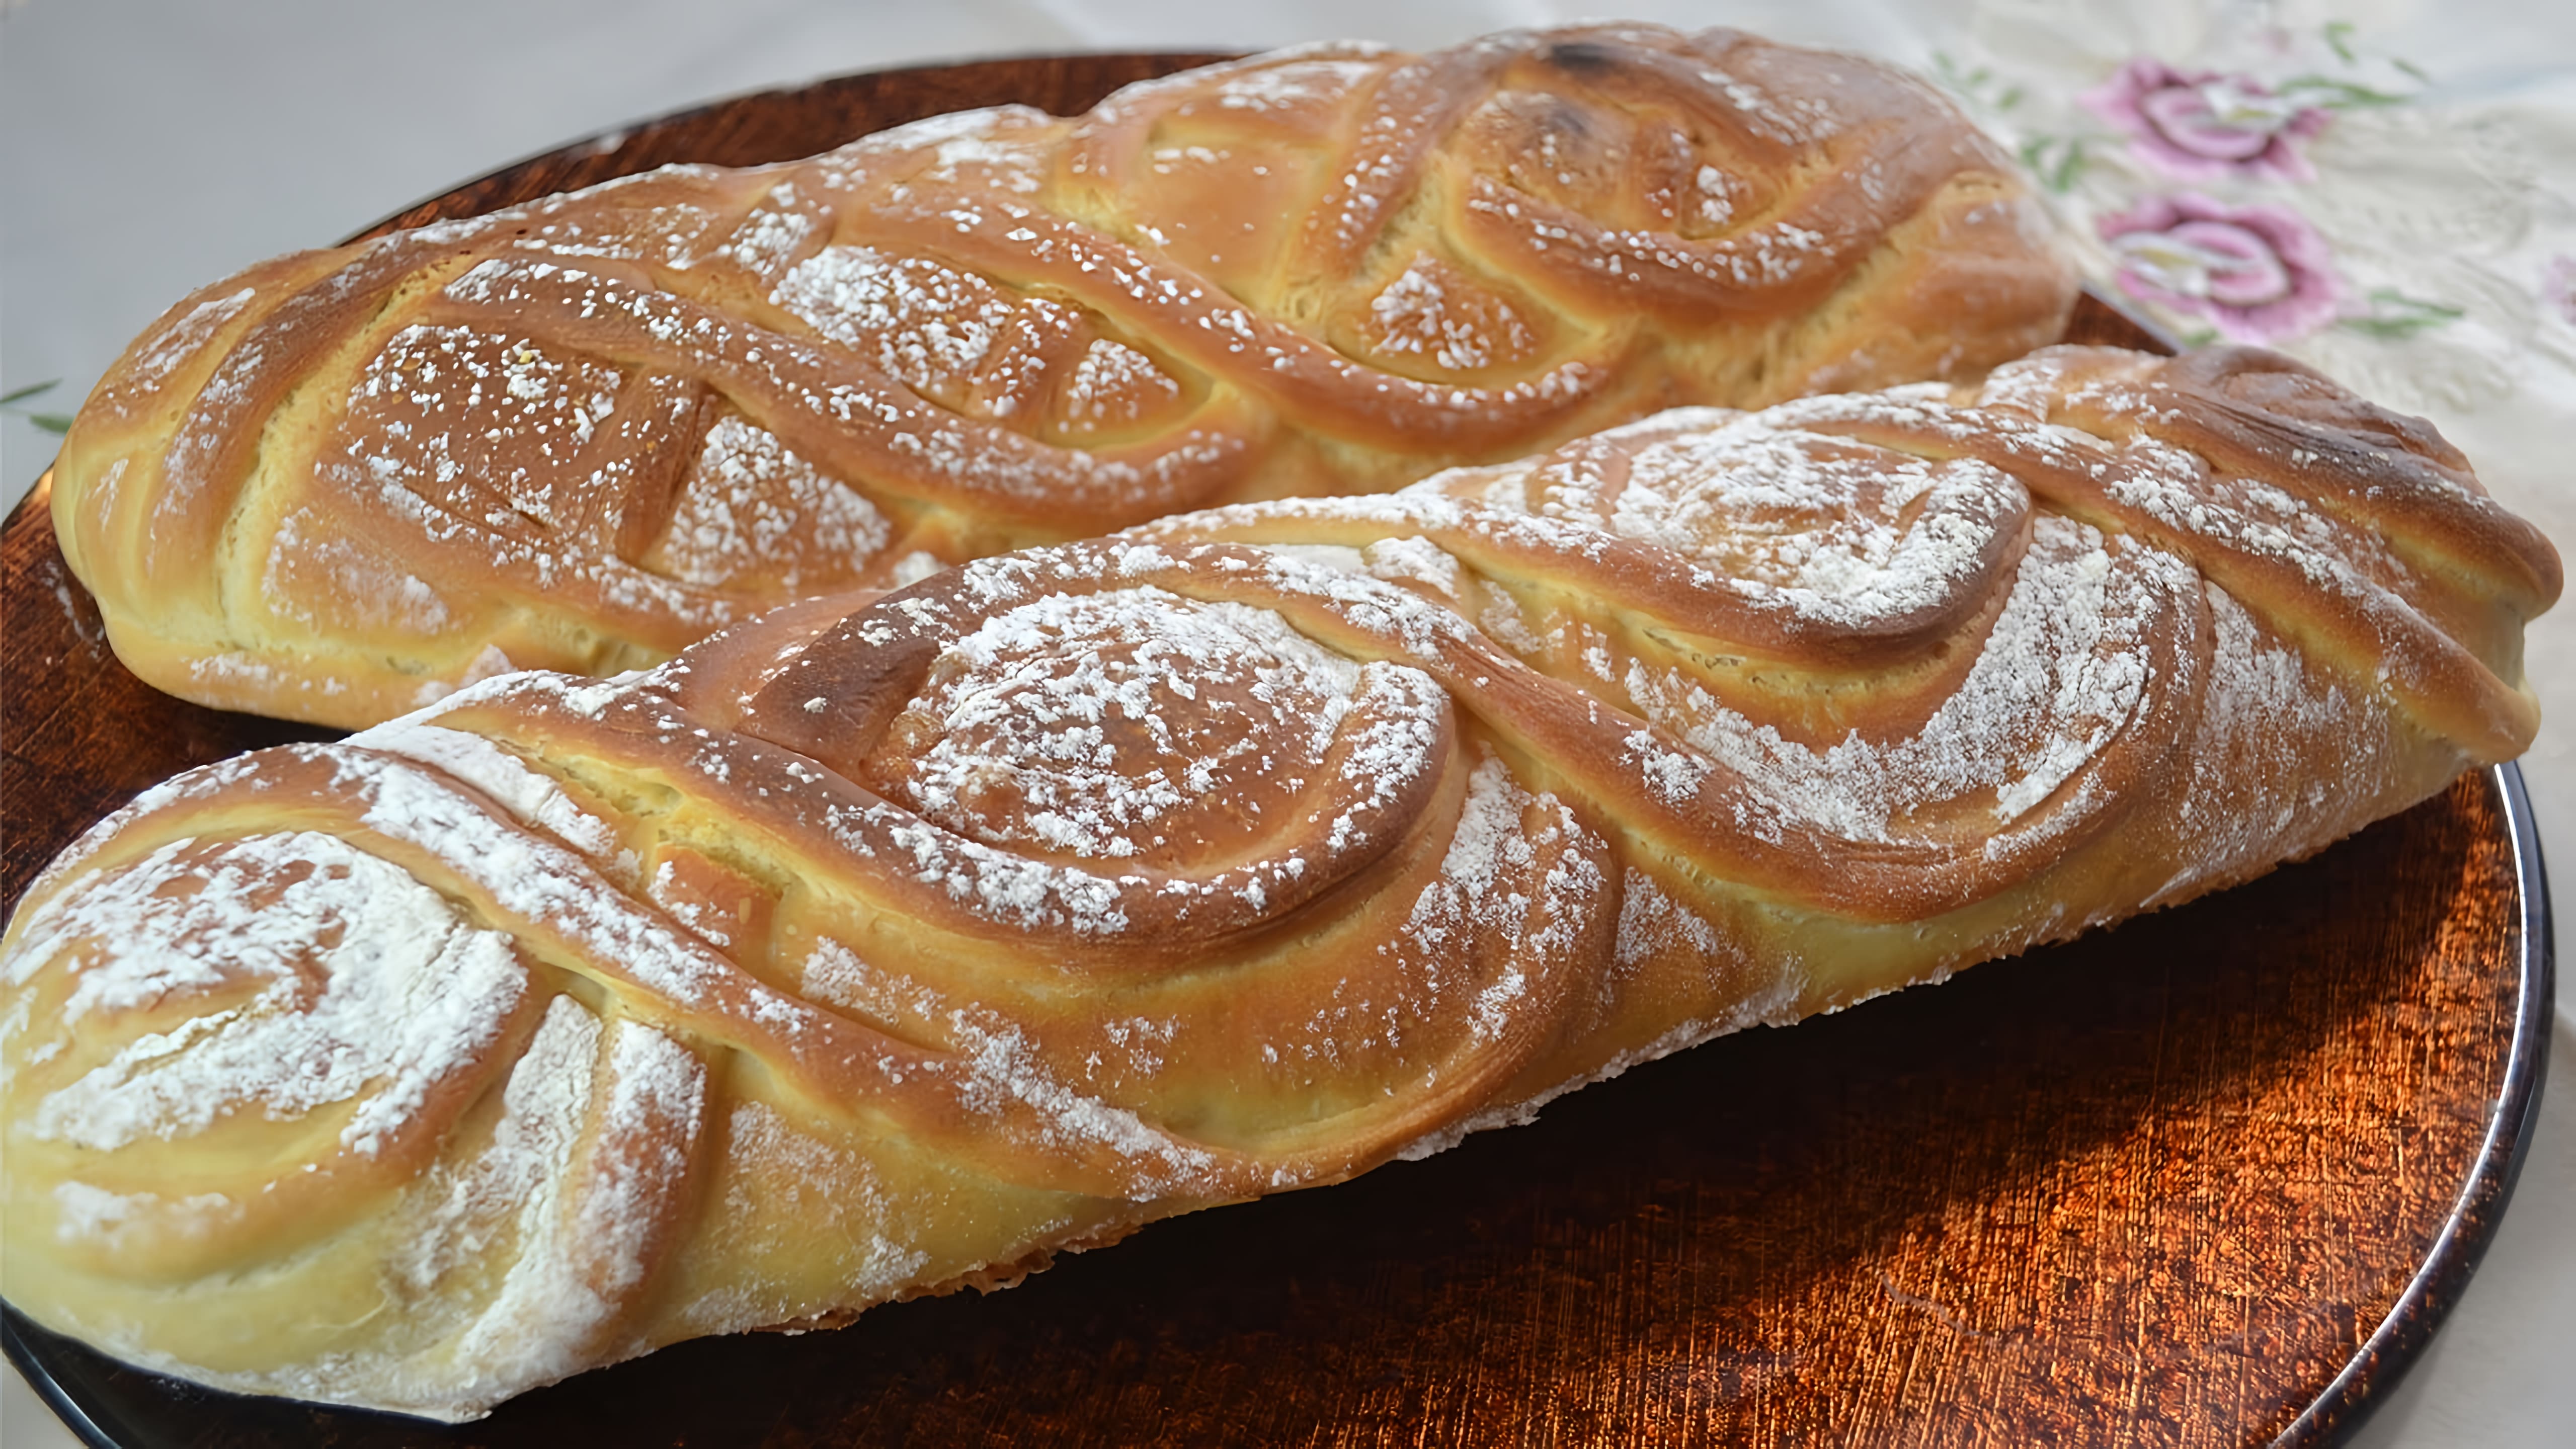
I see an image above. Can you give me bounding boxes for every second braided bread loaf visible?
[49,25,2073,728]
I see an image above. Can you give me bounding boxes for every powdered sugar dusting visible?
[262,507,454,636]
[800,937,1220,1198]
[11,832,526,1158]
[1058,338,1181,431]
[646,414,891,591]
[1361,534,1463,600]
[1570,413,2024,630]
[950,1005,1218,1199]
[318,317,747,638]
[1396,752,1605,1046]
[337,753,795,1032]
[395,995,594,1303]
[710,182,824,287]
[123,286,259,393]
[2146,583,2395,905]
[1202,56,1386,115]
[882,586,1361,862]
[348,721,621,860]
[772,245,1076,423]
[419,1002,706,1399]
[1625,515,2174,844]
[436,998,610,1386]
[49,1182,234,1252]
[1361,256,1537,373]
[697,1098,928,1323]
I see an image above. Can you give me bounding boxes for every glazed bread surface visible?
[5,347,2552,1420]
[48,25,2073,729]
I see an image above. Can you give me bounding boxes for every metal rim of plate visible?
[2278,759,2553,1447]
[0,51,2558,1449]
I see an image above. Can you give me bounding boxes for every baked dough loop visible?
[48,26,2074,729]
[2,345,2553,1419]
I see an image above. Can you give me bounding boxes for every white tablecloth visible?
[5,2,2571,1443]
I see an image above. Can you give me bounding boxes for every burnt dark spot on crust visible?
[1543,41,1621,75]
[1537,97,1595,140]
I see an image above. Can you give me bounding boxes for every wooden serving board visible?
[1,52,2553,1449]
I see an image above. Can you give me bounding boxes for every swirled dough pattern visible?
[2,346,2552,1419]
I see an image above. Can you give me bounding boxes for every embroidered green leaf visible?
[2281,74,2410,109]
[2324,22,2359,63]
[1,378,73,431]
[2337,287,2465,340]
[1930,52,2019,112]
[2016,135,2088,193]
[2340,317,2444,340]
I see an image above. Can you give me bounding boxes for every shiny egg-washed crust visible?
[50,25,2073,730]
[4,346,2550,1420]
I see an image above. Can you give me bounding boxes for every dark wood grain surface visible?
[1,52,2550,1449]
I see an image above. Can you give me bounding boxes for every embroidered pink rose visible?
[2084,60,2329,183]
[2546,256,2576,327]
[2100,195,2343,344]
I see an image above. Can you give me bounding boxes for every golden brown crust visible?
[1,347,2549,1419]
[49,26,2074,729]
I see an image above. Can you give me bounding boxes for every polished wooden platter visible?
[2,50,2553,1449]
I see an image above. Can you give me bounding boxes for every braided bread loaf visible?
[3,346,2549,1419]
[49,26,2072,730]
